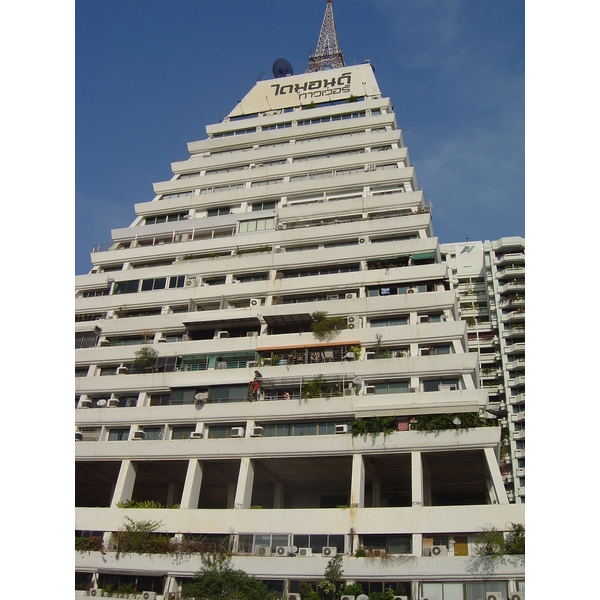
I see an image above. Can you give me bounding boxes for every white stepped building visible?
[75,60,525,599]
[441,238,526,506]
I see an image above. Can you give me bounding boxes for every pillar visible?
[180,459,204,509]
[484,447,509,504]
[350,454,365,508]
[411,451,423,507]
[234,457,255,509]
[110,460,137,507]
[274,483,285,508]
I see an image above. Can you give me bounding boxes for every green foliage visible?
[301,375,342,399]
[475,523,525,557]
[504,522,525,555]
[341,582,365,596]
[465,316,477,327]
[182,552,277,600]
[299,581,320,600]
[350,416,397,438]
[413,412,496,432]
[370,588,397,600]
[310,311,346,340]
[75,536,104,552]
[116,499,165,509]
[349,345,362,360]
[111,517,172,556]
[318,553,343,599]
[133,346,158,368]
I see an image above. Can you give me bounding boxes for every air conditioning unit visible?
[371,548,386,557]
[341,596,355,600]
[141,592,157,600]
[357,595,369,600]
[286,594,300,600]
[431,545,448,556]
[509,593,524,600]
[277,223,287,230]
[251,426,264,438]
[407,287,417,294]
[167,593,179,600]
[88,590,103,597]
[246,331,258,337]
[185,275,197,287]
[345,293,357,299]
[322,546,337,557]
[230,427,244,438]
[190,431,204,439]
[132,430,145,441]
[364,385,376,395]
[216,330,230,338]
[486,594,503,600]
[358,236,368,244]
[75,431,83,441]
[276,545,291,556]
[256,546,271,556]
[393,597,408,600]
[335,424,348,434]
[298,547,312,557]
[250,297,261,307]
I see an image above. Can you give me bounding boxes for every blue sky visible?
[75,0,524,274]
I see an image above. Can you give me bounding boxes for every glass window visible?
[172,427,194,440]
[113,280,139,295]
[108,428,129,441]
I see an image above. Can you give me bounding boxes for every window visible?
[108,428,130,441]
[207,207,231,217]
[145,212,188,224]
[160,191,193,200]
[168,275,186,289]
[82,288,109,298]
[373,381,409,395]
[169,388,198,405]
[252,201,276,211]
[141,277,167,291]
[207,425,246,439]
[172,426,195,440]
[113,280,140,295]
[423,379,460,392]
[143,427,164,441]
[238,217,275,233]
[209,384,248,404]
[371,316,408,327]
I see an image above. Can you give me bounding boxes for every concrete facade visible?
[75,63,524,598]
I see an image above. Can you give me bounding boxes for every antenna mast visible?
[306,0,345,73]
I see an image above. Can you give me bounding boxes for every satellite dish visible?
[273,58,293,78]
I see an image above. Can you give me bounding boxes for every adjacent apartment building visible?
[75,7,525,598]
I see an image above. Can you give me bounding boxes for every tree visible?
[310,311,346,340]
[182,552,278,600]
[474,523,525,558]
[318,553,343,599]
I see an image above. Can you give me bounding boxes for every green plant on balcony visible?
[133,346,158,369]
[111,517,172,557]
[413,412,497,432]
[116,499,167,509]
[474,523,524,558]
[349,345,361,360]
[75,536,104,553]
[350,416,397,438]
[310,311,346,340]
[465,316,477,327]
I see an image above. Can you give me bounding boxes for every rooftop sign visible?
[227,64,381,118]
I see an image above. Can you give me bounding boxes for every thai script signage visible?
[270,72,352,102]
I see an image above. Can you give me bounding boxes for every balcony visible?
[509,375,525,387]
[502,310,525,324]
[507,358,525,371]
[511,412,525,423]
[498,280,525,295]
[495,252,525,267]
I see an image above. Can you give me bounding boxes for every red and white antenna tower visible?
[306,0,345,73]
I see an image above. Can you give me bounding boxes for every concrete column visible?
[371,480,381,508]
[227,484,236,509]
[110,460,137,507]
[412,533,423,558]
[274,483,285,508]
[484,447,509,504]
[166,484,177,507]
[180,459,204,509]
[350,454,365,508]
[411,451,423,507]
[234,458,255,509]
